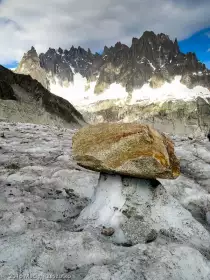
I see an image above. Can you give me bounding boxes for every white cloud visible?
[0,0,210,64]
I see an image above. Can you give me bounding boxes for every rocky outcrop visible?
[72,123,180,179]
[80,97,210,136]
[0,65,85,127]
[15,46,49,89]
[39,46,99,87]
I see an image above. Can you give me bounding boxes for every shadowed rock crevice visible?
[0,80,17,100]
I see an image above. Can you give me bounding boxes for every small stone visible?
[114,240,133,247]
[55,190,62,194]
[101,227,115,236]
[146,229,158,243]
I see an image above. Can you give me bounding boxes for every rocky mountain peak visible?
[103,45,109,53]
[28,46,38,57]
[57,47,63,54]
[115,41,122,48]
[142,30,156,39]
[173,38,180,53]
[158,32,170,40]
[132,37,139,45]
[15,46,49,89]
[20,46,39,62]
[45,48,57,57]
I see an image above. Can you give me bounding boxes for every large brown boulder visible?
[72,123,180,179]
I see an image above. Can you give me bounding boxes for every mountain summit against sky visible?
[16,31,210,93]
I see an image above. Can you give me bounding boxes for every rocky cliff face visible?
[39,46,97,86]
[0,65,85,127]
[15,47,49,89]
[80,97,210,136]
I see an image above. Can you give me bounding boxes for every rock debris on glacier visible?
[1,121,210,279]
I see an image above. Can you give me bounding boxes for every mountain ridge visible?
[16,31,210,93]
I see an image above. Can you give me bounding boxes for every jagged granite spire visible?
[28,46,37,55]
[173,38,180,53]
[15,46,49,89]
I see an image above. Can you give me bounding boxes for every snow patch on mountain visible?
[49,75,210,109]
[131,76,210,104]
[49,73,128,107]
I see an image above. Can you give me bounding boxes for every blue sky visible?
[179,27,210,69]
[4,28,210,70]
[3,61,19,69]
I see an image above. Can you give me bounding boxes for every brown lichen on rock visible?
[72,123,180,179]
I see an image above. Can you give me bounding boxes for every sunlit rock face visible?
[1,121,210,279]
[72,123,180,179]
[16,31,210,135]
[15,46,49,89]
